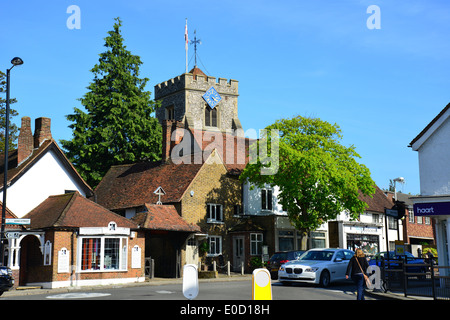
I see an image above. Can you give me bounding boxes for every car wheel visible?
[319,270,331,288]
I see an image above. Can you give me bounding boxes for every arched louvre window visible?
[205,106,217,127]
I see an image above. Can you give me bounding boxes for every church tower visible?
[154,67,243,132]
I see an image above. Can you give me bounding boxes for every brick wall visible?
[404,210,435,243]
[21,229,145,287]
[180,150,242,266]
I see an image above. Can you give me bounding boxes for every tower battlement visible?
[154,67,241,132]
[155,71,238,100]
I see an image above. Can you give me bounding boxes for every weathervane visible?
[190,30,201,68]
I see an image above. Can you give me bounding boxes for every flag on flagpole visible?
[185,18,188,73]
[185,19,189,51]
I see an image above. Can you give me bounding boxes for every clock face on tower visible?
[202,86,222,109]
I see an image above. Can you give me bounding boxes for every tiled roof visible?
[23,192,137,229]
[0,202,21,230]
[0,139,93,195]
[189,66,207,78]
[132,204,200,232]
[189,129,255,175]
[95,160,203,210]
[359,185,393,213]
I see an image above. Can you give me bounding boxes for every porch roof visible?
[23,192,138,229]
[131,204,200,233]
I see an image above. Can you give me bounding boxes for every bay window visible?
[79,236,128,271]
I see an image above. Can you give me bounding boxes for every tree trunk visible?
[299,230,309,250]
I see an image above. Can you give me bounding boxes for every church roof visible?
[189,128,255,175]
[189,66,207,78]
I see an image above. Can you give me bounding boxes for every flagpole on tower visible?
[185,18,188,73]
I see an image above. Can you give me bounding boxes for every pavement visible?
[365,288,433,300]
[0,273,433,300]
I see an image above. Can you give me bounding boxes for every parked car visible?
[369,251,426,273]
[0,266,14,296]
[278,248,354,287]
[266,250,305,279]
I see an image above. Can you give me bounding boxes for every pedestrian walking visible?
[346,249,369,300]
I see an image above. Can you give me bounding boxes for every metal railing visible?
[378,257,450,300]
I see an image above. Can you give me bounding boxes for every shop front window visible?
[80,237,127,271]
[279,231,294,251]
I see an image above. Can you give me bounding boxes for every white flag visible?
[185,19,188,51]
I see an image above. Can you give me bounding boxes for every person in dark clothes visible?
[346,249,369,300]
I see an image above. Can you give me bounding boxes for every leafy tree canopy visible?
[61,17,162,187]
[240,116,375,236]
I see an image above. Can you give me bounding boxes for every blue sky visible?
[1,0,449,195]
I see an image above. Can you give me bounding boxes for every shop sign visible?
[414,202,450,216]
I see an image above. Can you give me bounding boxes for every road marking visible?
[156,290,174,294]
[47,292,111,299]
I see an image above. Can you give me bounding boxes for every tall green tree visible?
[0,70,19,153]
[61,17,162,187]
[240,116,375,249]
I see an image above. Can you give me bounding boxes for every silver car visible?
[278,248,354,287]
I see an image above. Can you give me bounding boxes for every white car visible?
[278,248,354,287]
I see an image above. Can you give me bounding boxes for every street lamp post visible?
[1,57,23,266]
[393,177,405,201]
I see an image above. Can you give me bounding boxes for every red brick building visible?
[385,191,435,256]
[20,192,145,288]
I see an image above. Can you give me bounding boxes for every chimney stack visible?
[161,120,184,162]
[17,117,33,164]
[34,117,52,148]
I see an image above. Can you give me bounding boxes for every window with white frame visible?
[250,233,263,255]
[79,237,128,271]
[372,214,380,224]
[208,236,222,256]
[261,189,273,211]
[425,216,431,225]
[207,204,223,223]
[388,216,398,229]
[408,209,415,223]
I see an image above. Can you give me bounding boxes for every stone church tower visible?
[154,67,243,132]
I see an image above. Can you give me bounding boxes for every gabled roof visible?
[359,185,393,214]
[188,129,254,175]
[0,202,18,220]
[95,159,204,210]
[0,139,93,196]
[131,204,200,232]
[409,102,450,150]
[23,192,137,229]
